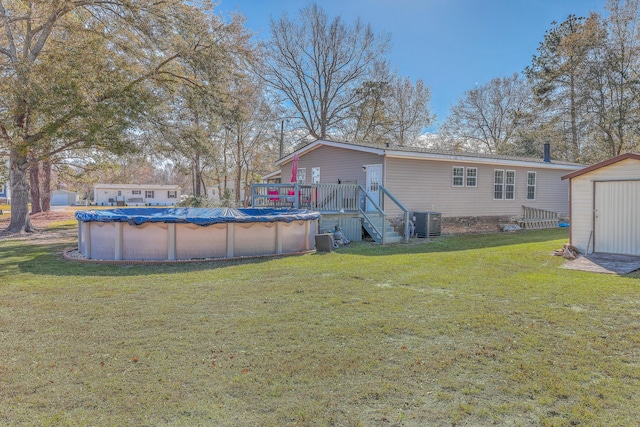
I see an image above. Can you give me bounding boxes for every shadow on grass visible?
[342,228,569,256]
[4,228,570,278]
[8,244,292,278]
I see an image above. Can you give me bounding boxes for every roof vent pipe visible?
[543,143,551,163]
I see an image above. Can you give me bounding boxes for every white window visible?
[466,167,477,187]
[312,167,320,184]
[132,190,141,195]
[527,172,536,200]
[494,170,504,199]
[297,168,306,184]
[505,170,515,200]
[145,190,155,198]
[168,190,177,199]
[452,167,464,187]
[494,170,515,200]
[117,190,122,196]
[453,166,477,187]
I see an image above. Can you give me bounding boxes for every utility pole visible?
[279,120,284,159]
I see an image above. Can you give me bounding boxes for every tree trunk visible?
[193,153,202,197]
[41,160,51,212]
[569,74,579,162]
[242,167,252,207]
[235,131,242,205]
[30,161,42,214]
[200,175,208,197]
[7,151,35,233]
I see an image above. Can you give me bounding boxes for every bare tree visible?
[223,75,281,206]
[441,74,534,154]
[348,80,393,144]
[386,76,434,146]
[347,73,434,146]
[261,3,389,140]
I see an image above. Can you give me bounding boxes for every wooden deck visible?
[252,183,360,212]
[251,183,409,244]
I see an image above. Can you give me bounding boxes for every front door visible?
[365,164,382,212]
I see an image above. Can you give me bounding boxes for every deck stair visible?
[361,212,403,244]
[518,206,559,229]
[251,183,409,244]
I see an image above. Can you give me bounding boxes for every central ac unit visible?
[413,212,441,237]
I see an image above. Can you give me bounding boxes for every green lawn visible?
[1,227,639,426]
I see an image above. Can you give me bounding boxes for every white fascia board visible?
[384,150,583,171]
[261,170,281,180]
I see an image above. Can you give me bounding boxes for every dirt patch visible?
[0,209,77,242]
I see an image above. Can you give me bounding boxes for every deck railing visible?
[252,183,360,212]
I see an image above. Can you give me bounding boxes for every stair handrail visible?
[379,185,411,242]
[358,185,386,243]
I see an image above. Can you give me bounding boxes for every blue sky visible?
[215,0,608,131]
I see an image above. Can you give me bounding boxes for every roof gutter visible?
[384,150,582,170]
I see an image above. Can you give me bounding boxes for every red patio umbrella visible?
[288,153,300,206]
[291,154,299,183]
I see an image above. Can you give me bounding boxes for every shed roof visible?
[561,153,640,180]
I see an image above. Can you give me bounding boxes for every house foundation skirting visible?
[441,215,516,234]
[319,213,362,242]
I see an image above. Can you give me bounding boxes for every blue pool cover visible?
[75,208,321,226]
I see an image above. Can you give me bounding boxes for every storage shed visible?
[562,153,640,255]
[51,190,79,206]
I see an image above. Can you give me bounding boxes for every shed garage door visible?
[51,193,70,206]
[594,181,640,255]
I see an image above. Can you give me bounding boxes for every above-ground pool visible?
[75,208,321,261]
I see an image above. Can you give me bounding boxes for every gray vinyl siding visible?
[384,157,571,218]
[282,146,382,185]
[569,158,640,254]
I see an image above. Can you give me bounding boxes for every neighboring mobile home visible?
[93,184,180,206]
[562,153,640,256]
[275,139,582,224]
[0,181,9,204]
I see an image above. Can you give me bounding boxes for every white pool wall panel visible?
[75,208,319,261]
[175,223,228,260]
[122,222,169,261]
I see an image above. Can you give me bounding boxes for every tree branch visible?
[0,0,18,60]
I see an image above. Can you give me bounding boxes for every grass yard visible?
[1,225,639,426]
